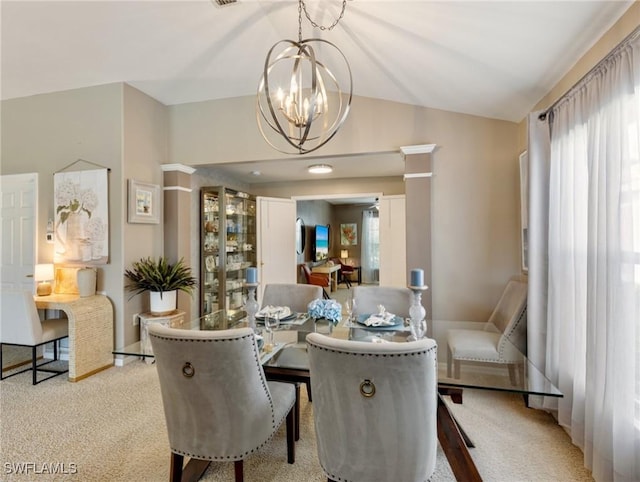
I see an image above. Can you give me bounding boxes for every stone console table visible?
[34,294,113,381]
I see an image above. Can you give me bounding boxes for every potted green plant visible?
[124,256,197,314]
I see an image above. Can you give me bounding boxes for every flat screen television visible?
[314,224,329,262]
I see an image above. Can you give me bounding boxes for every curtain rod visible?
[538,24,640,121]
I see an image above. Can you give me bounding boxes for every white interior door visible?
[379,194,406,287]
[257,196,296,302]
[1,173,38,291]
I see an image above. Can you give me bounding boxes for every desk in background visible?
[311,264,341,292]
[34,294,113,381]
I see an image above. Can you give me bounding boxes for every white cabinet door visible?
[256,196,296,301]
[379,195,406,287]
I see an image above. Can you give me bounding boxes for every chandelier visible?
[257,0,352,155]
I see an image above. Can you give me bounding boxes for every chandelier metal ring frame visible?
[256,0,353,155]
[257,38,352,155]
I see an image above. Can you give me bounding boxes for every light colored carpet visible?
[0,360,592,481]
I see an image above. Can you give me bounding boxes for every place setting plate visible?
[255,306,296,323]
[352,313,405,331]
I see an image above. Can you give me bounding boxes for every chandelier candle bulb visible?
[246,267,258,284]
[410,269,424,287]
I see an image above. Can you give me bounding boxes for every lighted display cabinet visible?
[200,187,256,322]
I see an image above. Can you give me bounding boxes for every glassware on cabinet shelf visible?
[201,186,256,317]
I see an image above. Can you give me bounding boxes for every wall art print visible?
[340,223,357,246]
[54,169,109,265]
[127,179,160,224]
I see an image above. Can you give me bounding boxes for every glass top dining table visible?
[114,309,561,398]
[113,309,562,482]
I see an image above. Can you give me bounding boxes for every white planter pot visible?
[149,290,177,315]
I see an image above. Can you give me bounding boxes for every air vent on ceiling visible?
[215,0,237,5]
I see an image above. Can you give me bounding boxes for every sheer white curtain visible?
[361,209,379,284]
[528,31,640,482]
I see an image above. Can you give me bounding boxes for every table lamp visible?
[340,249,349,263]
[34,263,55,296]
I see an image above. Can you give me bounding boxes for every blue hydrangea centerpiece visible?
[307,298,342,325]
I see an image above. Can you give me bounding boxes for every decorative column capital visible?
[161,163,196,174]
[401,144,437,181]
[400,144,437,156]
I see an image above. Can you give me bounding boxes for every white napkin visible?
[363,312,397,326]
[256,305,291,318]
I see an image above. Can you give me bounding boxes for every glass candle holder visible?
[244,283,259,332]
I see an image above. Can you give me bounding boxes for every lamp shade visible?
[34,264,54,281]
[340,250,349,259]
[34,263,54,296]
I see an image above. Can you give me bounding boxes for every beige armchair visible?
[306,332,438,482]
[149,324,296,482]
[261,283,322,313]
[352,285,413,318]
[446,278,528,384]
[0,290,68,385]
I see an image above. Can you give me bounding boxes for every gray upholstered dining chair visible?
[0,290,69,385]
[261,283,322,403]
[149,324,296,482]
[261,283,322,313]
[352,285,413,319]
[446,277,528,384]
[306,332,438,482]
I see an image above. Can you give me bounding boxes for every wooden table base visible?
[437,390,482,481]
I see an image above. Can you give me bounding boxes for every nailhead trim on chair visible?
[151,331,295,461]
[309,344,437,358]
[311,341,436,482]
[497,305,527,357]
[321,464,432,482]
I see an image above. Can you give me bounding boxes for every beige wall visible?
[1,83,126,332]
[121,84,168,346]
[170,95,420,165]
[173,96,521,321]
[0,83,171,349]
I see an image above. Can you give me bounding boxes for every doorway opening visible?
[292,192,381,289]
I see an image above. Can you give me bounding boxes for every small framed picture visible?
[340,223,357,246]
[128,179,161,224]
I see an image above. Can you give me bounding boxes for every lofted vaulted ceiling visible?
[1,1,634,183]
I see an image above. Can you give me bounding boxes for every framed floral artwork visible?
[128,179,160,224]
[54,169,109,265]
[340,223,357,246]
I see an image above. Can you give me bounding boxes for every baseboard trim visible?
[114,355,141,367]
[69,364,112,382]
